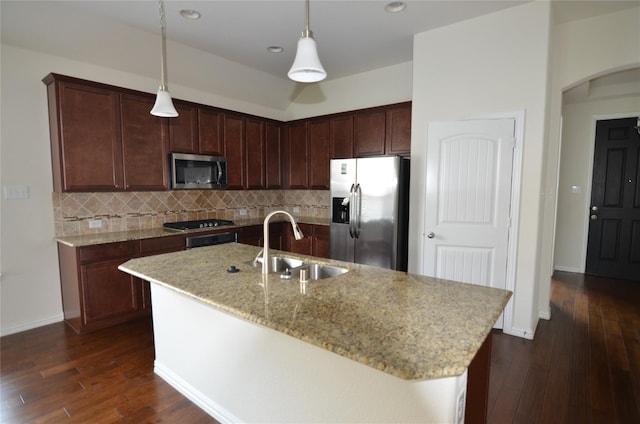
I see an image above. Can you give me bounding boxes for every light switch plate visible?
[4,185,29,200]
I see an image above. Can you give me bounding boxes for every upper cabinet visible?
[223,113,246,190]
[354,108,387,157]
[43,73,167,192]
[44,74,409,193]
[330,115,354,159]
[168,102,224,156]
[353,102,411,158]
[308,119,330,190]
[385,103,412,156]
[245,118,266,189]
[120,93,167,191]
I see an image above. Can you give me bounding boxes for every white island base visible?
[151,283,468,423]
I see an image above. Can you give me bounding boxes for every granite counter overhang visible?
[119,242,512,382]
[55,216,329,247]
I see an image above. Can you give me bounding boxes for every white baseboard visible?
[0,313,64,337]
[502,325,536,340]
[154,361,240,424]
[539,308,551,320]
[554,265,581,273]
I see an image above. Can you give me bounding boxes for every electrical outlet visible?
[293,207,300,213]
[239,209,247,216]
[88,219,102,229]
[3,185,29,200]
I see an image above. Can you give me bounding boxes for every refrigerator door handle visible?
[354,183,362,238]
[348,184,356,238]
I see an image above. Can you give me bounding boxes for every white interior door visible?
[423,119,515,328]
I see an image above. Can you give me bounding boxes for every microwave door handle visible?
[216,162,223,184]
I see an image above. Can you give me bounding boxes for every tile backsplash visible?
[53,190,330,236]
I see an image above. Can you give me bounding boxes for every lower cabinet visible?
[57,234,187,334]
[285,223,330,258]
[57,224,329,334]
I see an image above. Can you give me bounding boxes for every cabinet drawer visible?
[79,242,138,264]
[140,235,186,255]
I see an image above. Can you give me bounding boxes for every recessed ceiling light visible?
[267,46,284,53]
[384,2,406,13]
[180,9,201,20]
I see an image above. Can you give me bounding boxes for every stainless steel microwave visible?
[170,153,228,189]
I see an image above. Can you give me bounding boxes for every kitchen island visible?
[119,242,511,423]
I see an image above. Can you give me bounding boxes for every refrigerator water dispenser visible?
[332,197,350,224]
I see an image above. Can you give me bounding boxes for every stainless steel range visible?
[163,219,235,231]
[163,219,238,249]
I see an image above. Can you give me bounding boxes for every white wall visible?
[539,6,640,316]
[408,1,553,338]
[0,43,410,335]
[284,61,413,120]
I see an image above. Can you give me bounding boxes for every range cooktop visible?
[163,219,236,231]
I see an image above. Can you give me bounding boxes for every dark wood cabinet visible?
[198,107,224,155]
[313,224,330,258]
[385,103,412,156]
[284,224,329,258]
[330,114,354,159]
[223,113,246,189]
[58,241,146,334]
[120,93,168,190]
[44,73,168,192]
[239,223,284,250]
[44,75,123,192]
[309,119,330,189]
[245,118,266,189]
[265,123,283,189]
[285,122,309,189]
[168,101,198,153]
[354,109,386,157]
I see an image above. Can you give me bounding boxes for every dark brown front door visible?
[586,117,640,281]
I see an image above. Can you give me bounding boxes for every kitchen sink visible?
[249,256,348,280]
[304,263,349,280]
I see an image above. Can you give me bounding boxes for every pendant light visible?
[150,0,178,117]
[288,0,326,83]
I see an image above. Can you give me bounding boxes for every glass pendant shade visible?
[288,35,326,83]
[150,87,178,117]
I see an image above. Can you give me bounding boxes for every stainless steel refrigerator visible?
[330,156,410,271]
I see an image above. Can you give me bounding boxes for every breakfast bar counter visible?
[119,242,511,423]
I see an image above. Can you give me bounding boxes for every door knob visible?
[591,206,598,211]
[590,214,598,220]
[427,232,435,238]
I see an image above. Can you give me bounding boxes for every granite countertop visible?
[119,243,512,381]
[55,216,329,247]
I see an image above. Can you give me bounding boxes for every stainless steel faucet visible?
[260,210,304,275]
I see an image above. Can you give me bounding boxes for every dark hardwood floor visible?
[1,271,638,423]
[488,271,640,424]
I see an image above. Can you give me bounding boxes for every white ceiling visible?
[2,0,637,82]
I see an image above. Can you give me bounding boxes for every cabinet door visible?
[313,225,330,258]
[265,123,282,189]
[168,101,198,153]
[120,93,168,190]
[330,114,354,159]
[199,107,224,155]
[223,114,246,189]
[285,122,309,189]
[49,80,123,191]
[81,258,139,325]
[245,118,266,189]
[386,103,411,156]
[354,109,386,157]
[287,223,313,255]
[309,120,330,189]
